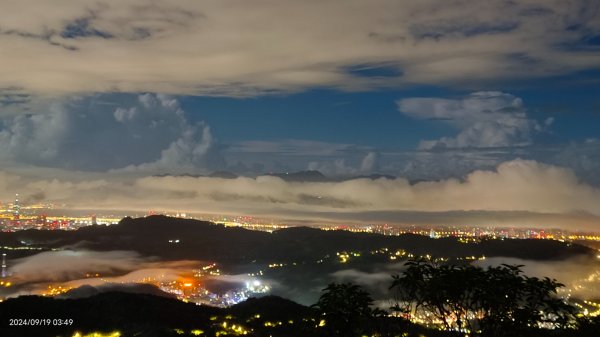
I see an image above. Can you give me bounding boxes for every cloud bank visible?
[0,159,599,229]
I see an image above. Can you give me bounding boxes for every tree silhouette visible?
[390,259,576,337]
[312,282,379,337]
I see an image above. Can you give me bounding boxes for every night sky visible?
[0,0,599,228]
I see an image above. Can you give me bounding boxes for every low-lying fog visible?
[2,249,599,307]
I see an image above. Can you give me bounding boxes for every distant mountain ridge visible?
[266,170,328,182]
[152,170,398,182]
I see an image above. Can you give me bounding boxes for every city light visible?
[72,332,121,337]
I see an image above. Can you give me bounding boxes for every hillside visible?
[0,216,594,263]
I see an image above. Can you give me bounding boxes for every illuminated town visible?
[33,263,271,309]
[2,192,600,327]
[1,193,600,336]
[3,194,600,243]
[2,0,600,336]
[2,215,599,321]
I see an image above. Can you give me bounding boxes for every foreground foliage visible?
[391,260,577,337]
[1,260,598,337]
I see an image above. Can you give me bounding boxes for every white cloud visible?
[360,152,380,173]
[307,152,380,176]
[4,250,204,298]
[0,1,598,96]
[113,106,137,122]
[398,91,545,149]
[0,94,223,172]
[9,250,145,283]
[1,159,599,229]
[118,121,223,174]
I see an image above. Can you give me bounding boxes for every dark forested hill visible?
[0,215,594,263]
[1,289,596,337]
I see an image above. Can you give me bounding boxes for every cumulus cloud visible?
[398,92,548,149]
[381,139,600,186]
[550,138,600,185]
[0,93,223,172]
[396,149,501,181]
[360,152,380,173]
[307,152,381,176]
[0,1,598,96]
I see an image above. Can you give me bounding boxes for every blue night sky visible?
[0,0,599,227]
[181,79,599,147]
[180,87,449,148]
